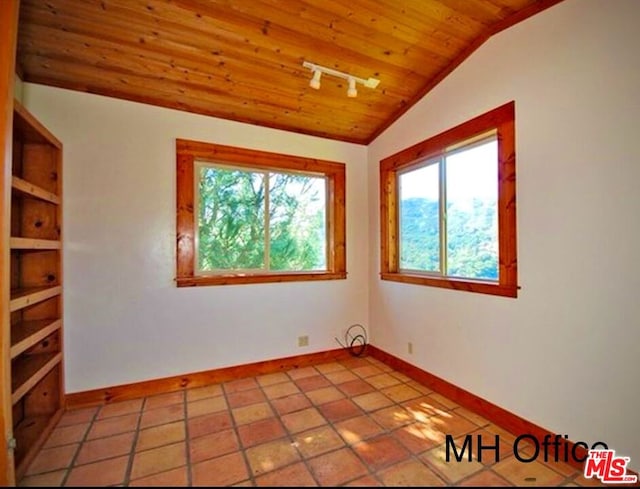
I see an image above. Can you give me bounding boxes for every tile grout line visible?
[321,359,385,486]
[59,406,101,487]
[288,365,334,486]
[121,399,145,486]
[181,389,193,487]
[226,377,268,486]
[338,358,395,486]
[454,467,514,487]
[257,368,317,483]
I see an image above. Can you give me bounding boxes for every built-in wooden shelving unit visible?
[6,100,64,480]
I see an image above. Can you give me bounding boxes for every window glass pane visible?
[197,165,265,271]
[269,173,327,271]
[399,163,440,272]
[445,138,498,280]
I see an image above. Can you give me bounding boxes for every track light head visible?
[309,69,322,89]
[347,77,357,98]
[364,78,380,89]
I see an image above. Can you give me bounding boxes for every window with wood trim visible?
[380,102,517,297]
[176,139,346,286]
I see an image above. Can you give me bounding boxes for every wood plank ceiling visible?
[16,0,563,144]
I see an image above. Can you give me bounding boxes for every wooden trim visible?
[10,237,61,250]
[380,161,398,275]
[367,0,565,143]
[176,139,347,287]
[498,117,518,290]
[331,168,347,273]
[1,0,20,484]
[66,347,352,409]
[380,103,515,171]
[369,345,592,471]
[380,272,517,298]
[177,139,345,175]
[11,176,60,204]
[177,271,346,287]
[380,102,517,298]
[53,113,66,434]
[176,153,195,280]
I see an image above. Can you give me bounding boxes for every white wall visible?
[23,85,369,393]
[13,74,23,102]
[368,0,640,464]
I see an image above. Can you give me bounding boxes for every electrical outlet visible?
[408,342,413,354]
[298,335,309,347]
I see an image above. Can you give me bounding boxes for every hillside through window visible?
[380,102,517,297]
[399,134,498,281]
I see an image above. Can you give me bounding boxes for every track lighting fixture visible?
[347,77,357,98]
[309,69,322,90]
[302,61,380,98]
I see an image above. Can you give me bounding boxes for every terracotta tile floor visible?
[20,355,603,487]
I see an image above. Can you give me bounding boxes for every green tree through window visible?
[197,164,326,272]
[176,138,346,287]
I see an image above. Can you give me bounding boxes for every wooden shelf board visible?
[14,409,64,481]
[11,352,62,405]
[9,285,62,312]
[10,319,62,359]
[11,176,60,205]
[10,237,61,250]
[13,100,63,148]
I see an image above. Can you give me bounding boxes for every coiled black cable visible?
[335,324,368,357]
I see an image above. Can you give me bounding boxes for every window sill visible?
[177,272,347,287]
[380,272,518,298]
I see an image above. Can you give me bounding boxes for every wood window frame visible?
[380,101,517,298]
[176,139,346,287]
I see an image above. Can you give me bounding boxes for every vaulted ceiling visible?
[16,0,563,144]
